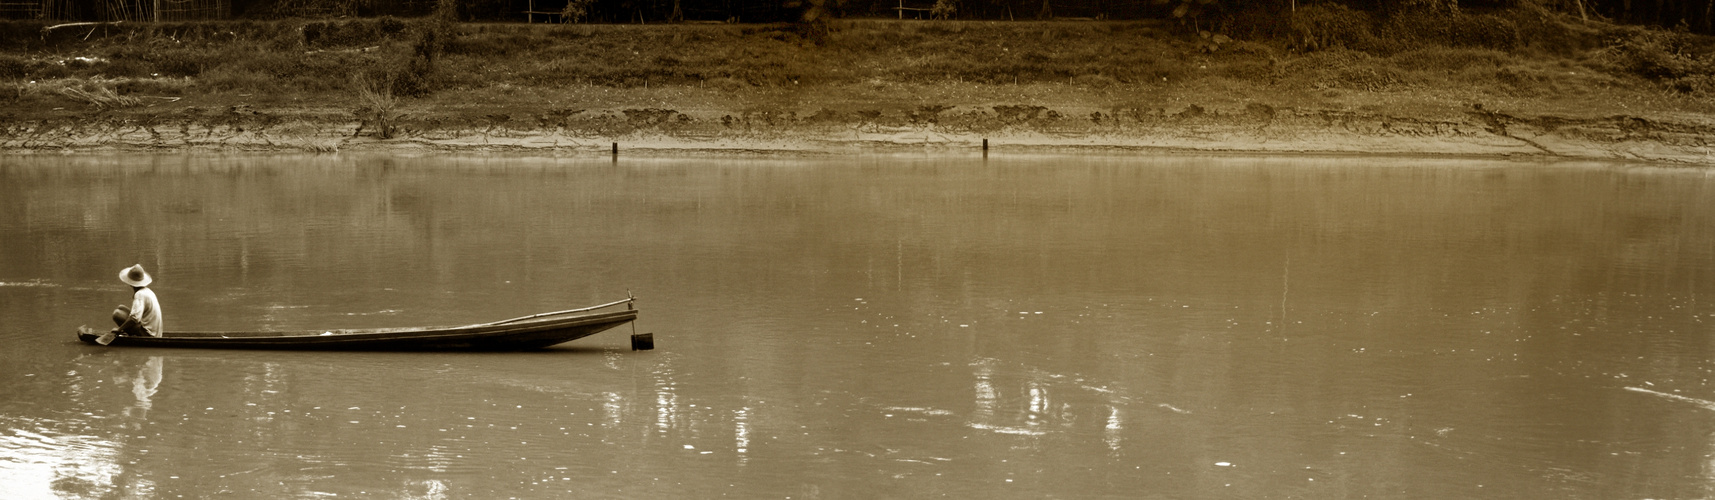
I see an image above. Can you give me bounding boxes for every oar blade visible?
[81,325,116,345]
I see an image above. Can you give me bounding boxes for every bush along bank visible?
[0,10,1713,162]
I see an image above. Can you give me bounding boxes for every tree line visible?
[21,0,1715,35]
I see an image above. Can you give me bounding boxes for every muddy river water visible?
[2,153,1713,499]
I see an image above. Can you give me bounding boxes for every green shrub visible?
[1499,3,1604,57]
[1667,74,1715,95]
[352,70,403,139]
[303,17,412,49]
[1223,3,1292,41]
[1290,3,1378,53]
[561,0,594,23]
[303,21,368,48]
[0,54,27,80]
[1451,14,1521,51]
[388,16,454,95]
[1601,30,1715,83]
[265,24,307,51]
[347,43,435,97]
[1377,12,1520,53]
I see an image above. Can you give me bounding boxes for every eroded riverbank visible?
[6,97,1714,163]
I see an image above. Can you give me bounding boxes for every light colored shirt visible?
[130,287,163,336]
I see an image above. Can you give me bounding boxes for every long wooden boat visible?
[76,299,639,351]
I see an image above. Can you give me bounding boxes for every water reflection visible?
[601,391,625,431]
[654,359,680,435]
[1104,405,1123,452]
[735,406,751,459]
[972,358,997,426]
[124,356,163,419]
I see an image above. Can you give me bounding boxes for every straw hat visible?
[119,264,152,287]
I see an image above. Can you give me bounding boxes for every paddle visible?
[79,325,116,345]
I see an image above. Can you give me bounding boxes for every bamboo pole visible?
[42,21,123,36]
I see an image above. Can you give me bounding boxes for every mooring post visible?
[983,138,989,158]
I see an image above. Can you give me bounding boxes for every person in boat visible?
[112,264,163,337]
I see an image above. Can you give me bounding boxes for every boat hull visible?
[76,309,638,351]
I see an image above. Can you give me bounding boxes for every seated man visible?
[112,264,164,337]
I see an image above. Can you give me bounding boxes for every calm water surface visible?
[2,153,1713,499]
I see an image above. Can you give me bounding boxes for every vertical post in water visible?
[982,138,989,158]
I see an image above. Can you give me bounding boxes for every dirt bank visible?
[5,86,1713,163]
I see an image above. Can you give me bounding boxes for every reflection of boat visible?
[76,299,640,351]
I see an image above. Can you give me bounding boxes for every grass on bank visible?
[0,8,1712,116]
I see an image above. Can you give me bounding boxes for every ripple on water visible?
[0,420,126,496]
[0,281,59,288]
